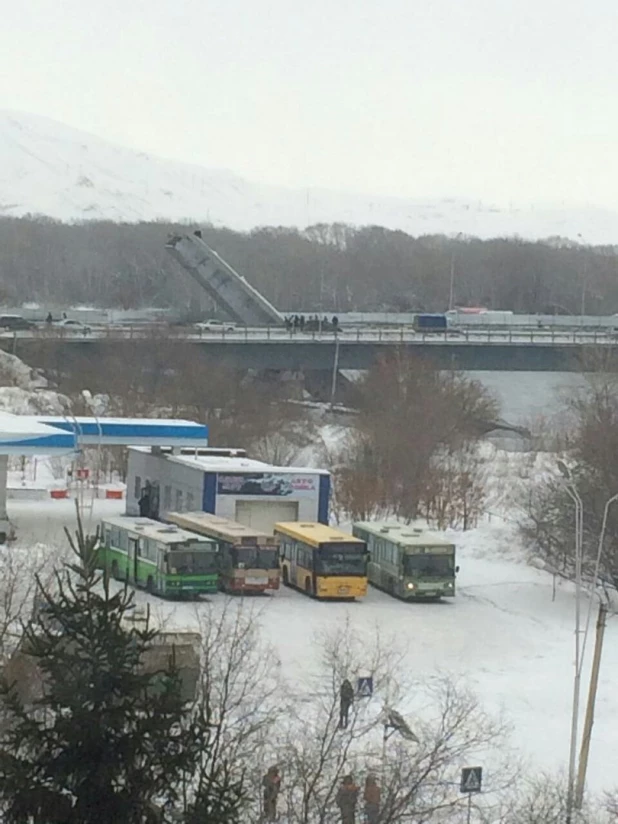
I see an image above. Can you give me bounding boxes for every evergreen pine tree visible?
[0,512,245,824]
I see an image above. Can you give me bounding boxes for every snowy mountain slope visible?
[2,110,618,243]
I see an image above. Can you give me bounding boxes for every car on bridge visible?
[194,319,237,333]
[54,319,92,334]
[0,315,36,331]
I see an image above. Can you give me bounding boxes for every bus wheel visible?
[282,567,289,586]
[146,576,154,594]
[110,561,119,580]
[305,577,313,596]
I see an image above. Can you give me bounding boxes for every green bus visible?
[99,516,219,598]
[352,522,458,600]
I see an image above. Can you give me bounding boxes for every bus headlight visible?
[406,582,415,590]
[446,582,453,588]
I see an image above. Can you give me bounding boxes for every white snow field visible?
[6,495,618,796]
[3,110,618,243]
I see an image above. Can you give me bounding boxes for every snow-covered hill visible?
[3,110,618,243]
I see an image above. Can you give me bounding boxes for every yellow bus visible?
[275,522,368,600]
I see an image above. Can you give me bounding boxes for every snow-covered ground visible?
[6,493,617,796]
[4,110,618,242]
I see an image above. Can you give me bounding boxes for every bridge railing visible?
[3,325,618,345]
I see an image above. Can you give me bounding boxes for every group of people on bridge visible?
[284,314,339,332]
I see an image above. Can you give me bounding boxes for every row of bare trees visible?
[2,216,618,314]
[11,340,498,522]
[23,336,316,475]
[330,355,495,528]
[520,361,618,590]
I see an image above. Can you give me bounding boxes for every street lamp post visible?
[557,461,583,824]
[82,390,103,530]
[448,233,463,311]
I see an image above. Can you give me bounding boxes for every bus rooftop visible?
[353,522,454,550]
[166,512,277,546]
[101,516,216,547]
[274,522,360,547]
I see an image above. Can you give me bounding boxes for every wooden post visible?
[574,601,608,809]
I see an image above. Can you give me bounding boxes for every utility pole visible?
[448,252,456,311]
[330,336,340,406]
[575,601,608,809]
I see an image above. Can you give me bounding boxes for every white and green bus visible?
[99,516,219,598]
[352,522,458,600]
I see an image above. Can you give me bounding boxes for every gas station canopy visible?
[0,413,208,455]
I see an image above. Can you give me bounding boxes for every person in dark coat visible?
[364,774,381,824]
[339,679,354,729]
[262,765,281,822]
[336,775,359,824]
[138,482,151,518]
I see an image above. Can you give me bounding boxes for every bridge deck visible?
[3,327,617,372]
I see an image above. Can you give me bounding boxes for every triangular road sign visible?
[460,766,482,794]
[357,676,373,698]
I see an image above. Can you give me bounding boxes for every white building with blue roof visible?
[126,447,330,535]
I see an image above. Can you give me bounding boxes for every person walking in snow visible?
[262,765,281,822]
[363,774,380,824]
[336,775,359,824]
[339,679,354,729]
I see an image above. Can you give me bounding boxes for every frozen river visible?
[468,371,585,424]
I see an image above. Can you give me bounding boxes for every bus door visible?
[218,542,233,590]
[128,537,139,584]
[287,540,298,586]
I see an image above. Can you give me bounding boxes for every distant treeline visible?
[1,216,617,314]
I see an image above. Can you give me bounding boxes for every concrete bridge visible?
[3,326,617,372]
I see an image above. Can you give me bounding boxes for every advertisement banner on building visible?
[216,473,318,498]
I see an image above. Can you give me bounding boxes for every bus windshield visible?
[231,547,257,567]
[256,547,279,570]
[316,543,366,576]
[403,553,454,577]
[167,550,218,575]
[231,546,278,569]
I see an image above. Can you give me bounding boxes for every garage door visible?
[235,500,299,534]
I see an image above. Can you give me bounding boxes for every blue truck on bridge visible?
[413,314,448,332]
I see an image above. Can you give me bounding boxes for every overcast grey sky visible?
[2,0,618,207]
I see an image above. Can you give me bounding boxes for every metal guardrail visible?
[2,326,618,346]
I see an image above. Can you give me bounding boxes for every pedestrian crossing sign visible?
[357,676,373,698]
[460,766,482,794]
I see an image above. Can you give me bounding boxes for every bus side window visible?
[104,530,111,548]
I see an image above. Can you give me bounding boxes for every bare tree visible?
[493,774,603,824]
[182,601,281,822]
[335,355,497,522]
[273,622,511,824]
[420,444,488,530]
[520,370,618,589]
[0,543,59,664]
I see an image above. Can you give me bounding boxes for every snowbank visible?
[0,350,68,415]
